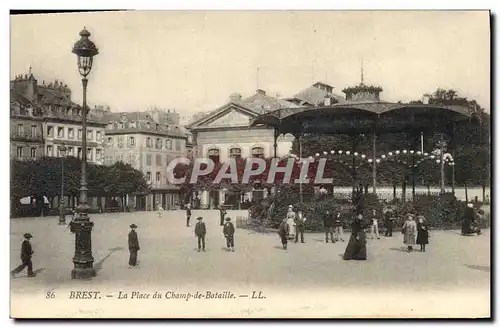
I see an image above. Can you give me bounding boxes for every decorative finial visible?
[28,65,32,76]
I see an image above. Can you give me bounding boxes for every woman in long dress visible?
[286,205,296,240]
[343,213,367,260]
[416,215,429,252]
[402,214,417,252]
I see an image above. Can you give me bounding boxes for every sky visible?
[10,11,490,116]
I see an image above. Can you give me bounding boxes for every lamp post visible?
[58,145,67,225]
[70,27,99,279]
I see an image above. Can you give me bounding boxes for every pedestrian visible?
[278,217,290,250]
[286,205,296,240]
[223,217,235,252]
[384,210,394,237]
[369,209,380,239]
[219,204,227,226]
[128,224,140,267]
[157,202,164,218]
[402,214,417,252]
[186,203,192,227]
[11,233,35,278]
[343,213,367,260]
[323,210,335,243]
[294,209,306,243]
[195,217,206,252]
[416,215,429,252]
[334,212,345,242]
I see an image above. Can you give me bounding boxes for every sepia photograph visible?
[9,10,491,318]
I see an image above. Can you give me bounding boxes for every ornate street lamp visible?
[70,27,99,279]
[58,145,67,225]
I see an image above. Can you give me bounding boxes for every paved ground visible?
[10,210,491,318]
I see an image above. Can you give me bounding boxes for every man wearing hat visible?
[128,224,140,267]
[223,217,235,251]
[186,203,192,227]
[11,233,35,277]
[195,217,207,252]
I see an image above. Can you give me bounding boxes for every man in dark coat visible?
[186,203,192,227]
[294,209,306,243]
[128,224,140,267]
[219,205,227,226]
[278,218,290,250]
[323,210,335,243]
[223,217,235,251]
[384,211,394,237]
[195,217,207,252]
[11,233,35,277]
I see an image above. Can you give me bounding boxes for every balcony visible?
[11,131,44,142]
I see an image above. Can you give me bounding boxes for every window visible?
[57,127,64,138]
[77,147,82,159]
[78,129,82,140]
[146,154,152,166]
[118,136,124,148]
[146,172,151,181]
[87,129,93,141]
[252,147,264,158]
[146,122,151,129]
[67,147,74,157]
[68,128,75,139]
[187,135,193,144]
[166,139,172,150]
[17,124,23,135]
[30,148,36,157]
[47,125,54,137]
[229,147,242,159]
[96,149,102,161]
[31,125,37,137]
[156,138,162,149]
[16,146,23,158]
[208,148,220,164]
[87,148,93,161]
[156,154,162,166]
[174,139,182,152]
[46,145,53,157]
[119,122,124,129]
[156,172,161,182]
[107,136,113,145]
[129,121,137,128]
[96,131,101,141]
[129,136,135,147]
[146,137,152,148]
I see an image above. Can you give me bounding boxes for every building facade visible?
[187,89,298,208]
[103,111,191,210]
[10,72,107,163]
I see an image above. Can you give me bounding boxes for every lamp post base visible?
[71,266,96,280]
[58,215,66,225]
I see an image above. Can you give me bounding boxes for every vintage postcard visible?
[9,10,491,318]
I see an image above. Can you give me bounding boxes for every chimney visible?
[229,93,243,102]
[11,72,38,103]
[256,89,266,96]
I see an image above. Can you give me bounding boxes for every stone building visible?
[10,72,107,163]
[187,89,298,208]
[103,111,192,210]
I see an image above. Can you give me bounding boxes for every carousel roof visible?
[249,101,474,136]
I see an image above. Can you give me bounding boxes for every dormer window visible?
[119,122,124,129]
[146,122,151,129]
[129,121,137,128]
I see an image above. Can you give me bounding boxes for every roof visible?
[187,90,299,129]
[250,101,475,136]
[37,86,73,106]
[103,111,189,138]
[291,85,345,106]
[10,88,31,105]
[240,91,300,113]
